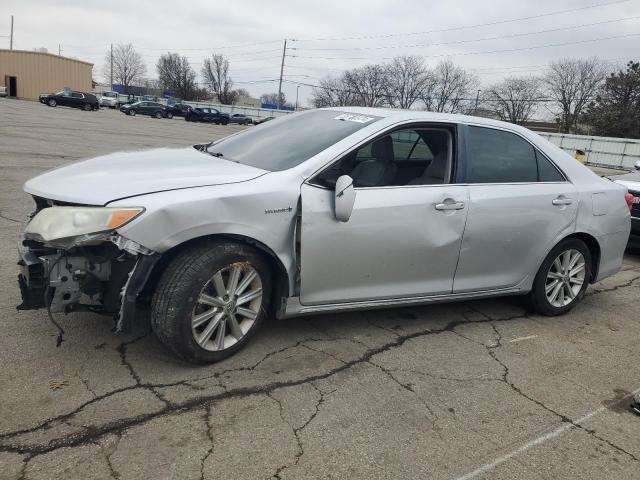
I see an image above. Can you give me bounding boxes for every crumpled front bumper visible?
[16,228,161,333]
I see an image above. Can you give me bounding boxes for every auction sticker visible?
[334,113,375,123]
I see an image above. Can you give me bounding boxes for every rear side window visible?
[466,127,565,183]
[467,126,537,183]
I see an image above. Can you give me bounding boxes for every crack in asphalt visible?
[1,277,638,464]
[268,382,327,479]
[94,433,122,480]
[0,211,21,224]
[459,306,640,464]
[199,405,214,480]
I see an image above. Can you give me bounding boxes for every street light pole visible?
[295,85,300,111]
[9,15,13,50]
[475,89,481,114]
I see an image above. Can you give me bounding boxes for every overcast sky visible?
[2,0,639,106]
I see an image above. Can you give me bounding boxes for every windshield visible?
[103,92,117,97]
[207,110,380,171]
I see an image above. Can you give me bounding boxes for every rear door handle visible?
[552,196,573,206]
[435,201,465,211]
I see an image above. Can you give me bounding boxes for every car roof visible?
[321,106,534,134]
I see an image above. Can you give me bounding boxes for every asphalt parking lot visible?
[1,99,639,480]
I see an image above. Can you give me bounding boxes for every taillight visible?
[625,193,634,211]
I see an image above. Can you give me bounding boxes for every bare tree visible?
[310,74,356,107]
[343,64,389,107]
[101,43,146,93]
[544,57,607,133]
[385,55,430,109]
[156,52,197,99]
[260,92,287,106]
[421,60,478,113]
[202,54,237,104]
[487,76,542,124]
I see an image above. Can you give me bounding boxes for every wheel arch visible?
[560,231,601,283]
[141,233,290,313]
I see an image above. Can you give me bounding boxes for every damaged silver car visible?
[17,108,631,363]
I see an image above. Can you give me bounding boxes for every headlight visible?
[25,207,144,242]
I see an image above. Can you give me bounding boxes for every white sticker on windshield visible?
[334,113,375,123]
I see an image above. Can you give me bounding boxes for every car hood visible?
[24,147,268,205]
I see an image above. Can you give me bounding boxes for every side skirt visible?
[279,287,524,319]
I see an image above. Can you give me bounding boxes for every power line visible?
[289,32,640,61]
[290,15,640,52]
[292,0,631,42]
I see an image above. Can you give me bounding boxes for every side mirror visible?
[334,175,356,222]
[634,160,640,171]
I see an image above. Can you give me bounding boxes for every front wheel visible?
[528,238,591,316]
[83,103,92,111]
[128,109,136,116]
[151,241,272,363]
[166,112,173,119]
[47,99,57,107]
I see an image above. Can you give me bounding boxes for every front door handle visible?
[552,196,573,206]
[435,201,465,211]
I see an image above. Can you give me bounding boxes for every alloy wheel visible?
[191,262,263,352]
[545,249,586,307]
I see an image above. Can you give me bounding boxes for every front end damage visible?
[17,197,159,333]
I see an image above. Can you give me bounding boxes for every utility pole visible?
[9,15,13,50]
[110,43,114,88]
[58,44,61,56]
[277,39,287,109]
[295,85,300,111]
[474,89,481,113]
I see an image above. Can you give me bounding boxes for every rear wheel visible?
[47,99,57,107]
[154,111,162,119]
[166,112,173,119]
[221,119,229,125]
[528,238,591,316]
[151,241,271,363]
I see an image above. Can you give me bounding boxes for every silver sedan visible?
[18,108,631,363]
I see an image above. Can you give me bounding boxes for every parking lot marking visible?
[509,335,538,343]
[454,386,640,480]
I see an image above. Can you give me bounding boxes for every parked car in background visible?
[39,91,99,111]
[229,113,252,125]
[120,101,167,118]
[99,91,121,108]
[253,116,275,125]
[165,103,192,119]
[0,86,7,98]
[610,161,640,247]
[185,107,230,124]
[17,108,630,363]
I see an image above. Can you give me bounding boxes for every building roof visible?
[0,49,93,66]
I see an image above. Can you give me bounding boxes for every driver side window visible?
[312,127,453,189]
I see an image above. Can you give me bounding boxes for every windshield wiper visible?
[207,151,240,163]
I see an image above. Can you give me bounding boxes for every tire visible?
[154,111,162,119]
[83,103,92,111]
[221,119,229,125]
[166,112,173,119]
[528,238,591,316]
[128,109,136,116]
[47,99,57,107]
[151,241,272,364]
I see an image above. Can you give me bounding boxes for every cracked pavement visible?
[1,99,640,479]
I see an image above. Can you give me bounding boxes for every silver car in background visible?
[98,91,120,108]
[17,108,631,363]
